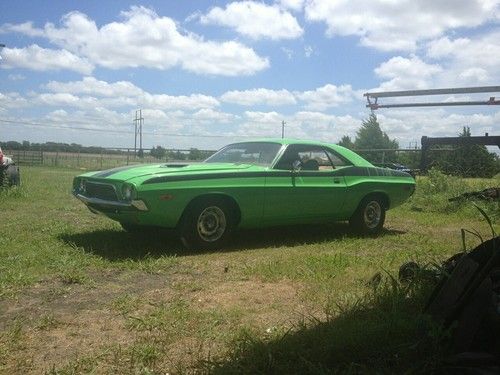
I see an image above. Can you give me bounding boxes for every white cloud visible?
[45,77,144,97]
[374,56,442,90]
[200,1,303,40]
[238,110,361,142]
[192,108,237,123]
[0,92,29,109]
[425,31,500,85]
[372,30,500,91]
[1,21,45,37]
[304,45,313,58]
[2,6,269,76]
[221,88,296,106]
[305,0,499,51]
[237,111,284,137]
[377,109,500,142]
[142,93,219,111]
[33,93,99,108]
[0,44,93,74]
[277,0,305,12]
[41,77,220,110]
[8,74,26,81]
[244,110,282,123]
[296,84,358,110]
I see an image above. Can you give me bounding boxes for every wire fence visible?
[5,147,468,172]
[4,148,216,170]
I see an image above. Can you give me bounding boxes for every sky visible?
[0,0,499,151]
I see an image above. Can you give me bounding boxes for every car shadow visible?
[58,224,406,261]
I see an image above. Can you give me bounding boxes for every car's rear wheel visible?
[179,197,234,250]
[349,196,386,235]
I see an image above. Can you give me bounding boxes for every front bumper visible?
[74,193,148,212]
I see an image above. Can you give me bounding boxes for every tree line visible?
[337,114,499,178]
[0,140,116,154]
[0,140,213,161]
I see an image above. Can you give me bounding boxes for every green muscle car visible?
[73,139,415,249]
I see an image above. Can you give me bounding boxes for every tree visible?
[354,114,398,162]
[188,148,203,160]
[337,135,355,150]
[150,145,166,160]
[434,126,499,178]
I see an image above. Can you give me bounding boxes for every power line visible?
[0,118,257,138]
[0,119,133,135]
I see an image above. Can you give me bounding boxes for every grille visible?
[85,182,118,201]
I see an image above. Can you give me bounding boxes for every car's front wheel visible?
[349,196,386,235]
[179,198,234,250]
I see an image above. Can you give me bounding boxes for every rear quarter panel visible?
[342,170,415,217]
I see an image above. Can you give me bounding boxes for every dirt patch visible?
[0,268,310,373]
[0,270,171,373]
[193,279,308,327]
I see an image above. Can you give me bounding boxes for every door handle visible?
[333,178,341,184]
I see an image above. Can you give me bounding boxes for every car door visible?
[263,144,349,225]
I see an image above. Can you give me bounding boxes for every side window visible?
[274,145,335,171]
[325,149,351,168]
[297,150,334,171]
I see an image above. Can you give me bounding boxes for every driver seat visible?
[302,159,319,171]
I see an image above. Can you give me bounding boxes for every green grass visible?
[0,166,498,374]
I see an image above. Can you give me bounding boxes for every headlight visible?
[79,179,86,193]
[122,184,135,200]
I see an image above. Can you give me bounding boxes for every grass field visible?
[0,167,498,374]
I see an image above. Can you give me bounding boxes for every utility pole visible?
[281,120,286,139]
[133,109,144,157]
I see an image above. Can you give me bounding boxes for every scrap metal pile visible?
[403,236,500,374]
[449,188,500,202]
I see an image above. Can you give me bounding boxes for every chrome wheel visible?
[197,206,227,242]
[363,201,382,229]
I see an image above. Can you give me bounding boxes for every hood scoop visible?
[162,163,190,168]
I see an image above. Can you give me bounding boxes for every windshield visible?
[205,142,282,167]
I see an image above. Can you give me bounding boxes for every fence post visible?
[100,150,103,169]
[126,149,129,165]
[77,151,80,167]
[381,151,385,163]
[55,151,59,167]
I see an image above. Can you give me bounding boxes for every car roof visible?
[229,138,373,167]
[232,138,338,147]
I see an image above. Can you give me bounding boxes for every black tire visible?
[1,165,20,187]
[179,197,234,250]
[0,166,5,187]
[349,195,386,235]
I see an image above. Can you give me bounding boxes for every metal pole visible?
[281,120,285,139]
[139,109,143,154]
[134,111,137,156]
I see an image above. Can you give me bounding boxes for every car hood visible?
[84,162,267,182]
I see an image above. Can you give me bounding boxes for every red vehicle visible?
[0,147,20,187]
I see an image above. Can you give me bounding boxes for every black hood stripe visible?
[93,165,144,178]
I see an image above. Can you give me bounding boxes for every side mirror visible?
[292,160,302,172]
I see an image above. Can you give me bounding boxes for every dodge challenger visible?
[73,139,415,249]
